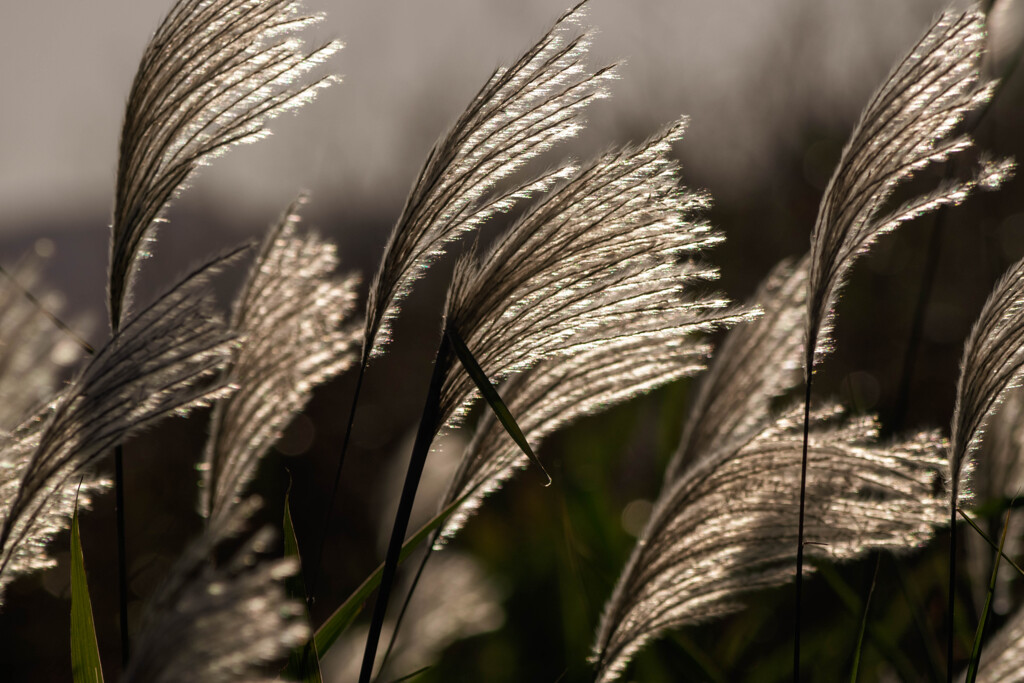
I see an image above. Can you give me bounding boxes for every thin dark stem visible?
[359,335,450,683]
[948,501,958,683]
[114,443,130,666]
[794,363,814,683]
[308,358,367,613]
[891,555,946,682]
[379,528,441,673]
[850,554,880,683]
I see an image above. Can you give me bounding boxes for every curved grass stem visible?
[358,335,450,683]
[948,500,958,683]
[794,360,814,683]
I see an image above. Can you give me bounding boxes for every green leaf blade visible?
[313,491,471,656]
[447,327,550,486]
[70,508,104,683]
[282,493,323,683]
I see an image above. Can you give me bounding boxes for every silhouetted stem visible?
[115,443,130,665]
[849,555,880,683]
[308,358,367,612]
[359,335,450,683]
[794,358,814,683]
[948,499,958,683]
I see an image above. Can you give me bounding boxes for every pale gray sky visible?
[0,0,957,235]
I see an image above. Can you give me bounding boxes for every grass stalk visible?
[114,443,129,666]
[794,358,814,683]
[358,334,450,683]
[948,502,958,683]
[964,505,1013,683]
[957,508,1024,577]
[849,555,880,683]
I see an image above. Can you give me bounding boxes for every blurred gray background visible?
[3,0,1013,304]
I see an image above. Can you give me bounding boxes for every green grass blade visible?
[70,507,104,683]
[957,508,1024,579]
[313,491,472,655]
[850,555,880,683]
[282,491,323,683]
[812,559,919,682]
[446,327,550,486]
[964,505,1013,683]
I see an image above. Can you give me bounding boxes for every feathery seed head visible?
[110,0,340,331]
[201,198,360,525]
[0,248,244,591]
[806,5,1012,376]
[364,1,616,360]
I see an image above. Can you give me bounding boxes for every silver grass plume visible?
[667,257,808,481]
[806,5,1012,372]
[0,257,103,604]
[592,405,950,683]
[201,198,360,526]
[437,329,719,544]
[591,259,951,683]
[966,387,1024,612]
[0,249,243,590]
[951,256,1024,517]
[123,498,308,683]
[440,119,747,429]
[110,0,340,330]
[363,1,615,360]
[0,420,108,605]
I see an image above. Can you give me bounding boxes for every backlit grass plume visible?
[947,255,1024,672]
[951,256,1024,501]
[592,260,952,682]
[201,199,359,526]
[0,250,242,594]
[805,5,1009,371]
[437,330,718,545]
[667,257,807,481]
[0,258,102,604]
[796,6,1012,672]
[966,387,1024,611]
[361,116,750,683]
[440,119,746,429]
[123,499,308,683]
[363,0,615,360]
[0,420,108,607]
[591,405,951,683]
[110,0,340,330]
